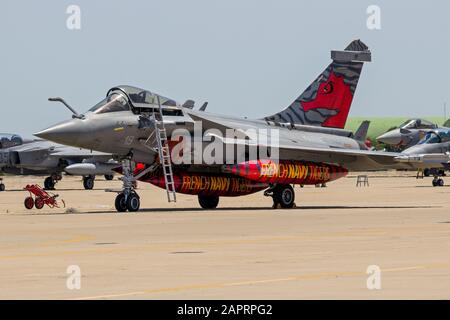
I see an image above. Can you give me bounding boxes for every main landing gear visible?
[113,159,141,212]
[264,184,296,209]
[44,174,62,190]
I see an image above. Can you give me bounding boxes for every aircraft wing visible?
[219,136,449,171]
[190,112,449,171]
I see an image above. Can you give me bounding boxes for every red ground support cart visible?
[23,184,65,209]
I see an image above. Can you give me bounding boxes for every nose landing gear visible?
[110,159,142,213]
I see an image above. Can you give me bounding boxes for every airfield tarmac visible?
[0,173,450,299]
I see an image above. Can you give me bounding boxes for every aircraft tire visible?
[198,195,219,209]
[35,197,44,209]
[423,169,430,177]
[438,178,444,187]
[0,183,5,192]
[24,197,34,210]
[126,193,140,212]
[104,174,114,181]
[273,184,295,209]
[83,176,95,190]
[115,193,128,212]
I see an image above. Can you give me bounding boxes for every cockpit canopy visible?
[399,118,437,130]
[111,85,178,108]
[0,134,23,149]
[418,130,450,144]
[89,92,131,114]
[86,85,182,116]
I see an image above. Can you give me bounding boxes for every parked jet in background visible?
[36,40,449,212]
[399,128,450,186]
[0,133,118,191]
[376,118,444,150]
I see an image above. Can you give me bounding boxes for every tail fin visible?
[264,39,371,129]
[354,120,370,142]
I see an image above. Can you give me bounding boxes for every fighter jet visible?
[376,118,443,150]
[36,40,449,211]
[398,128,450,186]
[0,133,119,191]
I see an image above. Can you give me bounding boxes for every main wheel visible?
[0,183,5,192]
[35,197,44,209]
[273,184,295,209]
[114,193,128,212]
[44,177,55,190]
[438,178,445,187]
[126,193,140,212]
[424,168,430,177]
[24,197,34,209]
[198,195,219,209]
[104,174,114,181]
[83,176,95,190]
[432,179,438,187]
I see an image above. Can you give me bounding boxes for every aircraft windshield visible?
[109,85,178,107]
[419,132,441,144]
[0,134,23,149]
[400,119,437,129]
[88,92,130,114]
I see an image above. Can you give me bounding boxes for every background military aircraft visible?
[399,128,450,186]
[0,133,119,191]
[36,40,449,212]
[376,118,447,150]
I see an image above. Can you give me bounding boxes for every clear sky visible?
[1,0,449,136]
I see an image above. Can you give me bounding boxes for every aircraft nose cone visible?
[35,119,88,147]
[376,130,402,145]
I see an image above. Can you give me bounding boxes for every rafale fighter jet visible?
[377,118,443,150]
[36,40,449,211]
[0,133,118,191]
[400,128,450,186]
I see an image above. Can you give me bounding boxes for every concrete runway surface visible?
[0,173,449,299]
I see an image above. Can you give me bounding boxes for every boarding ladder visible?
[151,96,177,203]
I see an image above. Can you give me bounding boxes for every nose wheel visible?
[114,191,140,212]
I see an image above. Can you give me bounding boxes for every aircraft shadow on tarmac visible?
[85,204,438,214]
[12,205,439,216]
